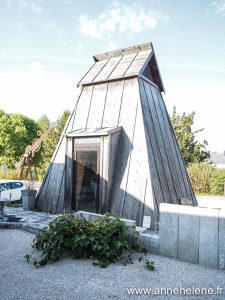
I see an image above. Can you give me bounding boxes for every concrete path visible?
[0,229,225,300]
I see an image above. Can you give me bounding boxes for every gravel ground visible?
[0,229,225,300]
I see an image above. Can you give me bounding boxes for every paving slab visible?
[218,209,225,270]
[0,207,59,233]
[178,205,200,264]
[159,203,179,259]
[199,207,219,269]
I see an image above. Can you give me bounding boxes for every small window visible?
[74,137,100,145]
[10,182,23,189]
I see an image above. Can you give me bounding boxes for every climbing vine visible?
[25,214,154,270]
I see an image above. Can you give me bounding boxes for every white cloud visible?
[79,15,102,39]
[77,43,83,49]
[0,50,8,57]
[6,0,43,14]
[30,2,42,14]
[79,2,170,39]
[43,22,55,30]
[64,0,73,6]
[15,22,23,30]
[212,0,225,15]
[105,40,119,51]
[17,55,25,62]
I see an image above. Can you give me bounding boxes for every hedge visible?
[188,163,225,195]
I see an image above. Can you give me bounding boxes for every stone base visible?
[75,211,136,227]
[159,203,225,270]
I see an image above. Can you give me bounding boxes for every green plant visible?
[0,169,20,180]
[37,110,70,179]
[25,214,152,269]
[188,162,213,194]
[170,107,210,166]
[209,169,225,195]
[138,254,154,271]
[0,109,38,168]
[188,163,225,195]
[6,200,22,208]
[145,259,155,271]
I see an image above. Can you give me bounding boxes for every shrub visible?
[0,169,20,180]
[209,169,225,195]
[25,214,152,269]
[188,163,225,195]
[188,163,213,194]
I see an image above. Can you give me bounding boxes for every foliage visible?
[0,108,70,179]
[188,163,225,195]
[37,111,70,179]
[25,214,152,269]
[170,107,210,166]
[138,256,155,271]
[209,169,225,195]
[0,110,38,168]
[145,259,155,271]
[6,200,22,208]
[0,169,20,180]
[37,115,50,131]
[188,163,213,194]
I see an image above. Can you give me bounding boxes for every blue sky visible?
[0,0,225,152]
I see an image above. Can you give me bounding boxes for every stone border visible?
[159,203,225,270]
[0,209,160,255]
[0,221,46,234]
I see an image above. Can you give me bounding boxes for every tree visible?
[37,111,70,178]
[37,115,50,131]
[170,107,210,166]
[0,109,70,179]
[0,110,38,167]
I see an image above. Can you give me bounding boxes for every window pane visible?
[75,150,99,212]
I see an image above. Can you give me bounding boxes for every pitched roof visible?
[78,42,164,92]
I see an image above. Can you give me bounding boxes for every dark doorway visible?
[72,146,100,212]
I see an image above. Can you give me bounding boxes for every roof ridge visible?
[93,43,152,62]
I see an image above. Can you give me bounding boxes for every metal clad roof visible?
[108,53,137,79]
[66,127,122,137]
[93,43,152,61]
[93,56,121,82]
[78,44,153,86]
[77,42,164,92]
[80,59,108,84]
[125,50,151,76]
[125,58,147,76]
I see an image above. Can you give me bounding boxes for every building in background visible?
[211,152,225,169]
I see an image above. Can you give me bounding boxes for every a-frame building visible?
[36,43,197,228]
